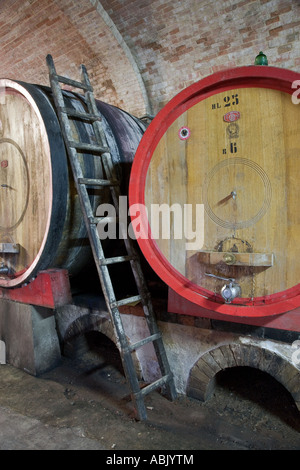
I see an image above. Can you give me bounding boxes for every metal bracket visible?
[0,243,20,254]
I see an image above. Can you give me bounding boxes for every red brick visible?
[278,44,292,54]
[266,16,280,25]
[1,0,300,120]
[268,25,284,36]
[278,5,292,15]
[282,21,300,30]
[78,7,95,17]
[239,27,252,34]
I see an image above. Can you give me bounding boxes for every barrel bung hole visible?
[214,366,300,431]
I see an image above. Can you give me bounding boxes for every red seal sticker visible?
[223,111,240,122]
[178,126,191,140]
[1,160,8,168]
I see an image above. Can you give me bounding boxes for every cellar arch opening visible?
[186,343,300,415]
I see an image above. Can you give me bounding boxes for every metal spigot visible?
[205,273,242,304]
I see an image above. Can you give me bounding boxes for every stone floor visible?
[0,333,299,451]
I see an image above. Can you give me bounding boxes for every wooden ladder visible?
[46,54,177,420]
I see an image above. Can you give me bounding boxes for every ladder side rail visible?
[51,75,145,410]
[80,64,158,331]
[81,65,119,194]
[84,223,145,405]
[47,56,177,418]
[48,59,147,415]
[81,63,176,391]
[47,57,117,308]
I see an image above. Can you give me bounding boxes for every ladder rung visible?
[128,333,161,352]
[138,375,172,398]
[111,295,142,308]
[60,107,101,122]
[78,177,119,187]
[89,216,119,224]
[69,140,108,154]
[99,255,133,266]
[57,74,93,91]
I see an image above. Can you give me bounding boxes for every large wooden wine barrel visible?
[0,79,145,288]
[129,66,300,318]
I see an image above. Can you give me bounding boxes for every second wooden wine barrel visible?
[0,79,145,288]
[129,66,300,318]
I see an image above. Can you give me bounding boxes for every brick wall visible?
[0,0,145,115]
[0,0,299,115]
[100,0,300,113]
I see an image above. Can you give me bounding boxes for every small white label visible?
[0,340,6,364]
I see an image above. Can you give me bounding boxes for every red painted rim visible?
[129,66,300,317]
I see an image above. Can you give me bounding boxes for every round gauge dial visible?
[0,82,52,286]
[203,157,272,230]
[0,138,29,231]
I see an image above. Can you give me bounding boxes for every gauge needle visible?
[217,191,237,206]
[1,184,15,191]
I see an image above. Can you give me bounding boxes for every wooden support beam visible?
[197,251,274,267]
[0,243,20,253]
[0,269,72,308]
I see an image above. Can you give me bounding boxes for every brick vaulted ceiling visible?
[0,0,299,116]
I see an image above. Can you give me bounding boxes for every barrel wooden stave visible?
[0,80,144,288]
[129,66,300,317]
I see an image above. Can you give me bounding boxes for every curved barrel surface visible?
[129,66,300,317]
[0,79,144,288]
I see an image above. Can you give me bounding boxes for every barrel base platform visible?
[0,269,72,309]
[0,270,71,375]
[0,299,61,376]
[168,288,300,333]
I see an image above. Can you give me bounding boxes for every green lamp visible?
[254,51,268,65]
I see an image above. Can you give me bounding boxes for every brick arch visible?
[63,312,117,353]
[90,0,152,116]
[187,343,300,411]
[61,311,142,379]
